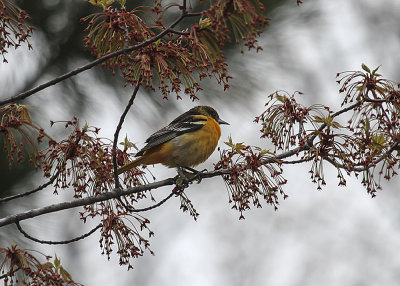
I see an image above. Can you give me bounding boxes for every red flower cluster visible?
[82,0,268,99]
[0,0,34,63]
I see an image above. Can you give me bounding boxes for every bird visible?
[117,105,229,175]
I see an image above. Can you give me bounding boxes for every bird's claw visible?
[176,176,190,188]
[183,167,208,184]
[175,166,208,186]
[176,166,190,187]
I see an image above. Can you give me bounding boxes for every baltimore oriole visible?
[118,106,228,174]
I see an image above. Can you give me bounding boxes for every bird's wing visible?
[135,114,207,156]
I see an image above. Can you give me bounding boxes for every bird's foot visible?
[182,167,208,184]
[175,166,208,186]
[176,166,190,187]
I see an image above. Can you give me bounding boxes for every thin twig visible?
[331,101,363,119]
[113,85,140,189]
[0,267,20,280]
[280,156,313,164]
[182,0,187,14]
[15,222,102,245]
[364,97,387,103]
[127,190,176,212]
[309,140,399,174]
[0,170,60,204]
[168,29,190,36]
[304,101,363,148]
[119,23,139,62]
[185,12,202,16]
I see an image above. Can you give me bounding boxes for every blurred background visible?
[1,0,400,285]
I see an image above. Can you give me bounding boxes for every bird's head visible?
[193,106,229,125]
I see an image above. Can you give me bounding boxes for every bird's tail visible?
[117,157,145,175]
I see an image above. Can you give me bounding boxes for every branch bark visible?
[113,84,140,188]
[0,140,395,228]
[0,177,177,227]
[0,12,194,106]
[0,167,234,228]
[16,221,102,245]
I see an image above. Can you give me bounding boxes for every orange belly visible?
[140,117,221,168]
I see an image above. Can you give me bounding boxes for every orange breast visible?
[138,117,221,168]
[169,117,221,167]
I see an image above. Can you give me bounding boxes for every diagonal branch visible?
[0,167,230,228]
[0,170,60,204]
[113,84,140,189]
[0,137,396,228]
[303,101,363,149]
[323,142,399,172]
[280,156,314,164]
[0,177,177,228]
[0,12,195,106]
[331,101,363,119]
[355,142,399,171]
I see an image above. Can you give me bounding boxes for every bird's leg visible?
[175,165,208,185]
[183,166,199,173]
[176,166,187,179]
[182,167,208,184]
[176,166,190,187]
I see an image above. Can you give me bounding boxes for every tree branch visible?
[360,142,399,168]
[0,177,177,227]
[255,99,362,166]
[302,101,363,149]
[169,29,190,36]
[0,166,232,228]
[129,190,176,212]
[0,171,60,204]
[280,156,313,164]
[112,85,140,189]
[16,221,102,245]
[0,12,190,106]
[0,133,395,228]
[364,97,387,103]
[344,142,398,172]
[185,12,203,17]
[331,101,363,119]
[181,0,187,14]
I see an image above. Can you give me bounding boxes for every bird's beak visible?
[218,118,229,125]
